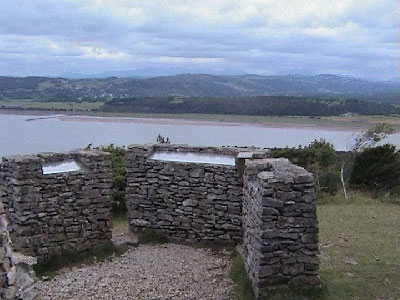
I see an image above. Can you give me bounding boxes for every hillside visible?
[0,74,398,103]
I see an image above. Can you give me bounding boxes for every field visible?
[0,99,103,111]
[317,196,400,300]
[129,113,400,131]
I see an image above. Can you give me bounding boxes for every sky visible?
[0,0,398,81]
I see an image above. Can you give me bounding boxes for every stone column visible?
[242,158,319,299]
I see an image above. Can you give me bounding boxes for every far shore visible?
[1,108,399,132]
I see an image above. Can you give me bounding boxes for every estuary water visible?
[1,113,399,156]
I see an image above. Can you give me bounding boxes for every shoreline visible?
[1,108,399,132]
[59,115,361,132]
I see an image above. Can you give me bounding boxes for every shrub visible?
[271,139,337,193]
[156,134,170,144]
[99,144,127,213]
[270,139,336,172]
[319,171,341,195]
[350,144,400,192]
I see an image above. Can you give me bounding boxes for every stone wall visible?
[125,144,319,296]
[125,144,268,242]
[0,150,112,258]
[242,158,319,298]
[0,200,37,300]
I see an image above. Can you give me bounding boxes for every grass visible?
[317,196,400,300]
[127,113,400,131]
[112,212,129,234]
[0,99,103,111]
[137,229,169,244]
[34,241,127,278]
[229,254,255,300]
[267,286,328,300]
[230,193,400,300]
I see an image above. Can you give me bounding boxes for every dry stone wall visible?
[0,200,37,300]
[125,144,319,296]
[125,144,267,242]
[0,151,112,258]
[242,158,319,298]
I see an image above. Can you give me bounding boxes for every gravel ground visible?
[37,244,233,300]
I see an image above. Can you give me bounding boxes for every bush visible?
[99,144,127,213]
[271,139,337,193]
[319,171,341,195]
[350,144,400,192]
[270,139,336,172]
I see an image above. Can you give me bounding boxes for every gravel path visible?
[37,244,233,300]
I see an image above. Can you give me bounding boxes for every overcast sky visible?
[0,0,398,81]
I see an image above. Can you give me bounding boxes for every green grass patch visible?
[112,212,129,234]
[317,190,400,205]
[0,99,103,111]
[231,195,399,300]
[267,285,328,300]
[137,229,169,244]
[317,199,400,299]
[229,254,255,300]
[34,241,127,278]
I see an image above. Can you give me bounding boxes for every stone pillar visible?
[242,158,319,299]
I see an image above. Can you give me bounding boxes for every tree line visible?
[102,96,399,116]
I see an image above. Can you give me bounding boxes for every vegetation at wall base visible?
[137,229,169,244]
[229,254,255,300]
[267,285,328,300]
[34,241,127,278]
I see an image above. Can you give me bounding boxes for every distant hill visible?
[60,67,248,78]
[0,74,398,103]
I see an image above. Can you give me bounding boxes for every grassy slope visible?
[318,199,400,300]
[230,194,400,300]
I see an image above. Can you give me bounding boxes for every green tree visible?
[350,144,400,192]
[271,139,337,192]
[340,123,395,199]
[99,144,127,213]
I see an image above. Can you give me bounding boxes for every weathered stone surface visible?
[1,144,319,299]
[0,200,37,299]
[0,150,112,258]
[124,145,319,299]
[242,158,319,299]
[125,144,265,243]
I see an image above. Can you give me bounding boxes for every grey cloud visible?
[0,0,398,81]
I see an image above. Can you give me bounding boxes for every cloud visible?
[0,0,398,81]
